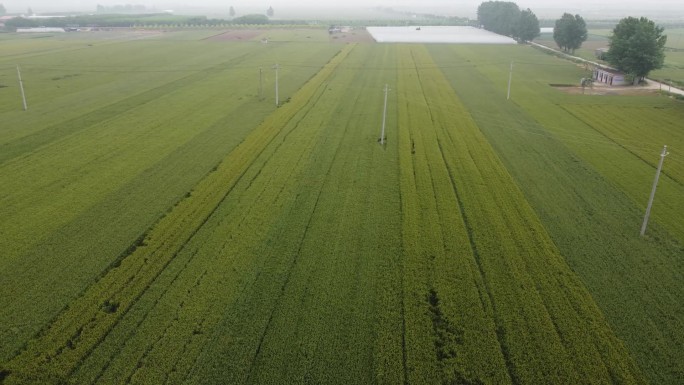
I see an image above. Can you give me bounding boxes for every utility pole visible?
[259,67,263,100]
[507,61,513,100]
[380,84,389,145]
[17,65,28,111]
[640,145,669,236]
[273,63,280,107]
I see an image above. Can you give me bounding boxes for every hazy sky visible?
[2,0,683,19]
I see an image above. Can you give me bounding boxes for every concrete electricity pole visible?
[507,61,513,100]
[259,67,263,100]
[640,145,669,236]
[380,84,389,145]
[273,63,280,107]
[17,65,28,111]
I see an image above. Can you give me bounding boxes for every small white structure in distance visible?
[367,26,517,44]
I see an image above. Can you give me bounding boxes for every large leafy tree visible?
[607,16,667,84]
[266,6,274,17]
[553,13,587,53]
[477,1,520,36]
[513,8,540,42]
[478,2,538,42]
[0,4,6,16]
[229,6,235,18]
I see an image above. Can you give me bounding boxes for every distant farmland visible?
[0,29,683,385]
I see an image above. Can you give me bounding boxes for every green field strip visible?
[432,44,683,385]
[78,56,344,385]
[0,39,339,140]
[0,35,139,62]
[397,44,513,385]
[0,44,354,384]
[560,104,684,186]
[70,92,330,385]
[242,106,375,385]
[365,45,406,385]
[252,29,332,42]
[0,68,190,133]
[0,36,341,367]
[0,49,254,162]
[0,39,342,358]
[0,39,218,114]
[2,42,348,380]
[1,33,681,385]
[512,60,684,238]
[467,46,684,244]
[412,44,647,384]
[556,105,684,240]
[242,46,400,385]
[0,93,277,363]
[0,53,269,269]
[180,44,402,385]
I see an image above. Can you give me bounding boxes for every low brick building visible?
[593,67,628,86]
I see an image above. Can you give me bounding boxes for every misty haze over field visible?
[2,0,683,20]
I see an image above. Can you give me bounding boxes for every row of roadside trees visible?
[477,1,667,85]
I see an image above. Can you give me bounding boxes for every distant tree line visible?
[477,1,539,42]
[3,13,285,30]
[96,4,148,14]
[3,11,475,31]
[4,14,208,29]
[232,14,269,25]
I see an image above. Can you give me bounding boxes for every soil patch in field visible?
[328,29,375,43]
[552,83,661,96]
